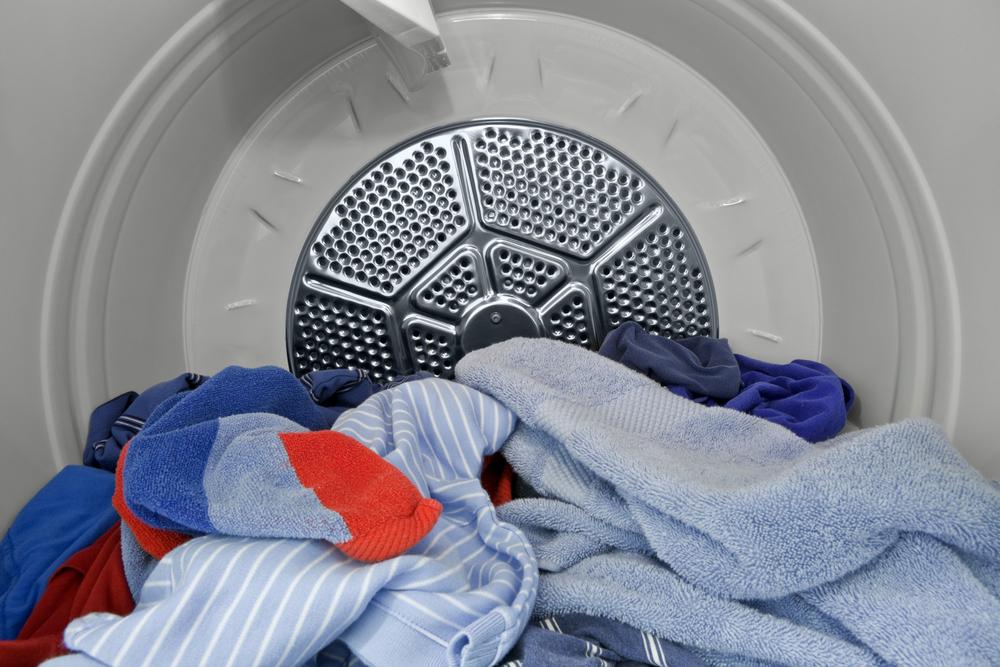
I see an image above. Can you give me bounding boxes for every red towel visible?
[0,522,134,665]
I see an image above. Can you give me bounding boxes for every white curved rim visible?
[39,0,958,468]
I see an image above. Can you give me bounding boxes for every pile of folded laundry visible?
[1,324,998,666]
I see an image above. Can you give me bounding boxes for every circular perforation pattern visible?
[472,125,645,258]
[405,321,459,377]
[309,140,468,296]
[543,287,594,347]
[291,289,398,380]
[413,249,486,320]
[490,244,566,306]
[597,223,712,337]
[289,120,717,380]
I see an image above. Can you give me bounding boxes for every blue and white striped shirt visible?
[48,379,538,667]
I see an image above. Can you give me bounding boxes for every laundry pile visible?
[1,325,998,666]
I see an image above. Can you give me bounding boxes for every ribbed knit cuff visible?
[447,609,509,666]
[342,600,510,667]
[341,600,451,666]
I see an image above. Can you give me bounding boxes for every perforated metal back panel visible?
[288,121,718,380]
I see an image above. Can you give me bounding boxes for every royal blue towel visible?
[457,338,1000,666]
[599,323,855,441]
[118,366,339,538]
[83,373,206,471]
[502,614,708,666]
[111,366,430,594]
[727,354,855,442]
[0,466,117,639]
[85,368,427,472]
[598,322,741,402]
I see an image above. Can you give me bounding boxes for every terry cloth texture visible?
[47,379,537,667]
[0,466,118,639]
[115,418,441,561]
[456,338,1000,666]
[598,322,741,403]
[0,523,134,666]
[84,374,206,471]
[109,367,427,584]
[117,525,155,603]
[501,614,708,667]
[599,323,855,441]
[85,367,425,473]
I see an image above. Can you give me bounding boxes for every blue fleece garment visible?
[0,466,117,639]
[727,354,855,442]
[457,338,1000,666]
[598,322,741,402]
[502,614,709,666]
[83,373,207,471]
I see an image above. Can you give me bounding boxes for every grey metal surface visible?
[288,120,718,380]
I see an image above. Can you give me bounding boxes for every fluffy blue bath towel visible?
[456,339,1000,666]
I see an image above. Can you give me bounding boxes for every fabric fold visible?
[598,323,855,441]
[457,338,1000,665]
[50,379,537,667]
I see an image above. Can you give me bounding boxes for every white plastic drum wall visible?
[1,0,998,529]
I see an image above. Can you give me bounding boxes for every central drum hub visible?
[459,299,542,354]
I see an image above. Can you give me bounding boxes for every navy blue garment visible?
[300,368,432,422]
[0,466,117,639]
[727,355,856,443]
[501,614,709,667]
[83,373,207,471]
[599,323,855,442]
[598,322,741,403]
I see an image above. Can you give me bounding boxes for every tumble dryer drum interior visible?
[6,0,998,529]
[287,121,718,380]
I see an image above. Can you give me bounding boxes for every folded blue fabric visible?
[599,323,855,441]
[122,366,438,539]
[727,354,855,442]
[457,338,1000,666]
[0,466,117,639]
[501,614,708,666]
[598,322,741,402]
[300,367,431,419]
[83,373,206,471]
[113,366,430,592]
[121,366,346,536]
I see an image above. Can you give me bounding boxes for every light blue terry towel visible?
[456,338,1000,666]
